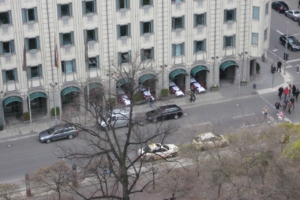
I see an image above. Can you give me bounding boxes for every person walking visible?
[263,106,268,119]
[190,89,196,102]
[283,87,289,100]
[275,101,281,114]
[292,85,296,97]
[288,84,292,97]
[277,60,282,72]
[278,86,283,100]
[287,101,292,114]
[283,98,288,110]
[148,96,153,108]
[290,97,295,110]
[295,89,300,102]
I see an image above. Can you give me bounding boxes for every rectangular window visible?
[264,28,268,41]
[252,33,259,45]
[117,24,131,38]
[0,40,15,54]
[2,69,17,83]
[25,37,40,51]
[82,0,96,14]
[253,6,260,19]
[140,21,153,35]
[172,43,184,56]
[171,0,183,2]
[224,9,236,22]
[0,11,11,25]
[194,13,206,27]
[141,48,154,61]
[140,0,152,6]
[265,2,269,15]
[118,51,131,64]
[57,3,72,18]
[22,8,38,22]
[85,29,98,42]
[59,32,74,46]
[88,56,99,69]
[172,16,185,30]
[27,65,42,79]
[223,35,236,48]
[194,40,206,53]
[116,0,130,10]
[61,60,76,73]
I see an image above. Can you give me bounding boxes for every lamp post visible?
[284,22,289,75]
[272,48,278,89]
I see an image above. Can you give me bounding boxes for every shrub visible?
[22,112,30,121]
[134,93,143,101]
[283,139,300,163]
[160,89,169,97]
[107,98,116,107]
[51,107,60,116]
[256,63,261,72]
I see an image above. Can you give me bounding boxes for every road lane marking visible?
[287,58,300,63]
[232,113,255,119]
[0,134,36,143]
[182,122,211,128]
[276,30,283,35]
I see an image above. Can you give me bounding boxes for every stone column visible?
[185,74,190,93]
[23,97,28,113]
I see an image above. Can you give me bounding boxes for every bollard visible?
[297,65,299,73]
[25,173,32,197]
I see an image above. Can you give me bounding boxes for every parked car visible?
[145,104,183,122]
[285,10,300,21]
[117,88,131,106]
[190,78,206,93]
[192,132,229,151]
[279,35,300,51]
[138,143,179,161]
[140,87,155,100]
[98,108,135,130]
[169,81,184,97]
[272,1,289,13]
[39,125,79,143]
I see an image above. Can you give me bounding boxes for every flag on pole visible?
[54,37,59,68]
[22,45,27,71]
[84,32,89,64]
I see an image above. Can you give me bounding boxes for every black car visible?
[39,125,79,143]
[145,104,183,122]
[279,35,300,51]
[272,1,289,13]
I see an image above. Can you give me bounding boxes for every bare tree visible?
[57,52,178,199]
[0,183,19,200]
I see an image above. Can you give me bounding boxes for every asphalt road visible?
[0,94,276,184]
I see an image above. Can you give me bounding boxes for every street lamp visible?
[50,82,57,123]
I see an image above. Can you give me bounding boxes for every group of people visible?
[276,84,299,115]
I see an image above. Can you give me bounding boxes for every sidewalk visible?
[0,57,291,141]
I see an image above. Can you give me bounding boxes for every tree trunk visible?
[218,184,221,198]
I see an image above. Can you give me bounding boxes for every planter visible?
[210,87,219,92]
[240,82,248,86]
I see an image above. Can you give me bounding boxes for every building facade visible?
[0,0,270,126]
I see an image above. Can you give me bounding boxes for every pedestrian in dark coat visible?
[277,60,282,72]
[288,101,292,114]
[292,85,296,97]
[283,99,288,110]
[291,97,295,110]
[190,89,196,102]
[275,101,281,114]
[278,86,283,100]
[296,89,300,102]
[283,87,289,100]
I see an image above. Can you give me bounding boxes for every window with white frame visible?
[59,32,74,46]
[172,43,184,56]
[0,40,15,54]
[25,37,40,51]
[0,11,12,25]
[85,29,98,42]
[57,3,72,18]
[140,0,152,6]
[223,35,235,48]
[88,56,99,69]
[224,9,236,22]
[194,13,206,27]
[140,21,153,35]
[27,65,42,78]
[141,48,154,61]
[265,2,269,15]
[252,6,260,19]
[118,51,131,64]
[194,40,206,53]
[116,0,130,10]
[264,28,268,41]
[172,16,185,30]
[82,0,97,14]
[22,8,38,23]
[62,60,76,73]
[2,69,17,83]
[252,33,259,45]
[171,0,184,3]
[117,24,131,38]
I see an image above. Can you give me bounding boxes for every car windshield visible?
[143,146,151,153]
[162,145,169,150]
[288,37,298,43]
[295,11,300,14]
[47,128,55,134]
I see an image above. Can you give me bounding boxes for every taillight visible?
[180,109,183,113]
[76,130,79,133]
[280,7,282,10]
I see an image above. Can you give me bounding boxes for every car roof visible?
[159,104,180,109]
[52,124,74,130]
[197,132,220,140]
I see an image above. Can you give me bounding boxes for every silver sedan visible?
[285,10,300,21]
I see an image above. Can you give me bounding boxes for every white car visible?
[138,143,179,161]
[120,95,131,106]
[190,78,206,93]
[192,132,229,151]
[169,81,184,97]
[141,90,155,100]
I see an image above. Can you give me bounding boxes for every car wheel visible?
[288,46,292,50]
[280,40,284,45]
[174,114,179,119]
[172,152,178,157]
[298,21,300,26]
[46,139,51,144]
[148,157,154,162]
[68,135,74,139]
